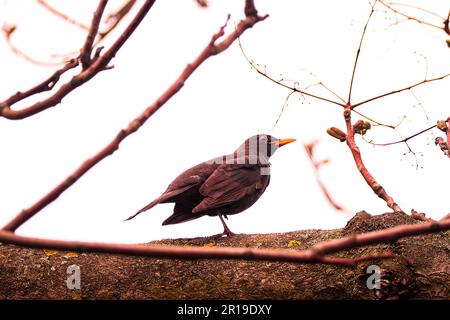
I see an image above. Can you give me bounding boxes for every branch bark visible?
[79,0,108,69]
[0,212,448,267]
[344,109,402,212]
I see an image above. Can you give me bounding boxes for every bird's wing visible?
[124,175,202,221]
[192,164,266,213]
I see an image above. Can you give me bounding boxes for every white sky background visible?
[0,0,449,243]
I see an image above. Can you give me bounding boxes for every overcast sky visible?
[0,0,449,243]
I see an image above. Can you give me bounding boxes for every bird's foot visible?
[211,228,237,239]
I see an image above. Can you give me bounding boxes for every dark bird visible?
[125,134,296,237]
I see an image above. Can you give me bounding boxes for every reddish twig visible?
[364,124,436,146]
[311,218,450,255]
[0,59,79,109]
[0,0,156,120]
[238,37,346,107]
[344,109,402,212]
[50,0,138,61]
[37,0,90,31]
[380,0,448,34]
[99,0,137,40]
[2,12,269,232]
[0,218,448,267]
[447,117,450,150]
[352,74,450,109]
[304,141,351,214]
[79,0,108,69]
[348,1,376,104]
[2,23,63,66]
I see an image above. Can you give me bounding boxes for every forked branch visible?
[0,0,155,120]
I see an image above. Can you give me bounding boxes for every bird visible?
[125,134,296,237]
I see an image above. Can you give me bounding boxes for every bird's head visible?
[236,134,296,162]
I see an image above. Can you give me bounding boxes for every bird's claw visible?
[211,228,237,239]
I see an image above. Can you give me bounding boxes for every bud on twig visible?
[437,120,448,132]
[327,127,346,142]
[353,120,371,135]
[1,23,16,38]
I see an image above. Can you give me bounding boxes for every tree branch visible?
[0,59,79,109]
[304,141,350,214]
[364,124,436,146]
[380,0,448,34]
[0,0,156,120]
[344,109,402,212]
[348,1,376,104]
[238,37,346,107]
[0,218,448,267]
[352,73,450,109]
[2,11,269,232]
[37,0,90,31]
[79,0,108,69]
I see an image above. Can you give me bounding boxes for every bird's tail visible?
[162,212,200,225]
[124,200,159,221]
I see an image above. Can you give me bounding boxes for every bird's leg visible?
[211,213,236,238]
[219,214,235,236]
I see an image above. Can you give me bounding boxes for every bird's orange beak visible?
[276,138,296,147]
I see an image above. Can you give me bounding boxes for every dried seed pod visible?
[327,127,346,142]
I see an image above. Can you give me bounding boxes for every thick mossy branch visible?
[0,211,448,299]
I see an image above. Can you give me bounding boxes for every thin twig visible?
[269,91,295,132]
[364,124,436,146]
[304,142,351,214]
[37,0,90,30]
[380,0,447,32]
[351,109,397,129]
[3,28,63,67]
[348,1,377,104]
[352,74,450,109]
[80,0,108,69]
[0,60,79,109]
[237,37,346,107]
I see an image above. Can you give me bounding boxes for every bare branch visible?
[99,0,137,41]
[238,38,346,107]
[380,0,448,33]
[0,0,156,120]
[352,74,450,109]
[2,12,269,232]
[2,23,63,66]
[0,59,78,109]
[344,109,402,212]
[364,124,436,146]
[351,109,398,129]
[348,1,377,104]
[311,218,449,256]
[80,0,108,69]
[37,0,90,30]
[304,141,351,214]
[0,218,448,267]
